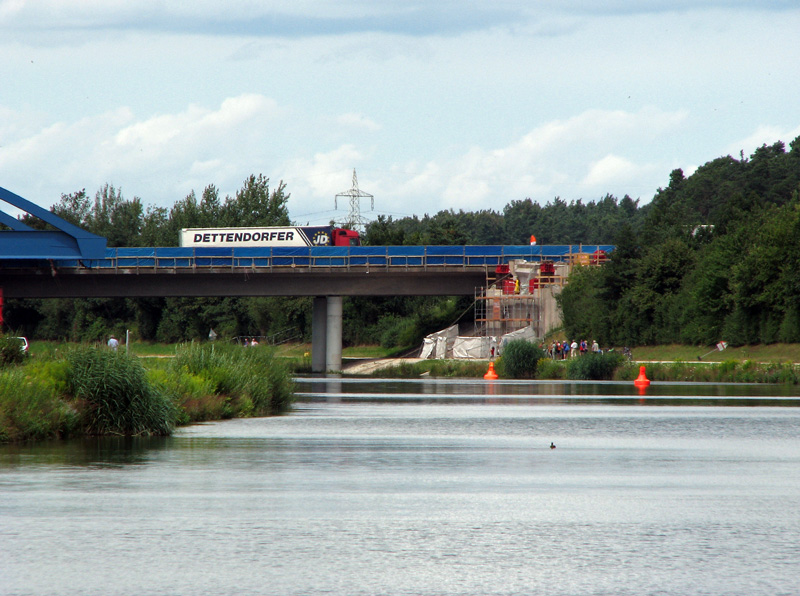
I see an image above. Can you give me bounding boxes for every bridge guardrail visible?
[6,245,614,271]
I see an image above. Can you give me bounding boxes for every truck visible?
[179,226,361,248]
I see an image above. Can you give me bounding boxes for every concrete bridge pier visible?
[311,296,343,373]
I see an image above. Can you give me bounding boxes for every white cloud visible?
[0,94,285,206]
[379,106,689,214]
[1,91,788,229]
[583,155,638,187]
[726,124,800,159]
[336,113,381,131]
[281,145,371,221]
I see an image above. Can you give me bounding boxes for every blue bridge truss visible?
[0,186,106,260]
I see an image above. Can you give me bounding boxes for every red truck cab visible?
[333,228,361,246]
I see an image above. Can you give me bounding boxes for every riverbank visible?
[0,343,293,443]
[23,340,800,365]
[6,340,800,444]
[344,354,800,385]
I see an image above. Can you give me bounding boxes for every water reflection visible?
[1,436,173,468]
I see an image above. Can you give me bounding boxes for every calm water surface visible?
[2,378,800,596]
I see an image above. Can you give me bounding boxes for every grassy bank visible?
[0,343,294,444]
[7,340,800,444]
[25,340,800,363]
[369,354,800,385]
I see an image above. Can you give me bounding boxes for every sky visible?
[2,1,800,229]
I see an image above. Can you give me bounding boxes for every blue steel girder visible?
[0,186,107,260]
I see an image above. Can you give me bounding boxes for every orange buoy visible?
[634,365,650,387]
[484,362,499,380]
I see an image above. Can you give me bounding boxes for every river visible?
[2,378,800,595]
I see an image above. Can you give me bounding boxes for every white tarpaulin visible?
[499,325,537,351]
[419,325,458,359]
[452,336,497,359]
[420,337,436,359]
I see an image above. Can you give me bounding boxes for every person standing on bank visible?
[108,335,119,351]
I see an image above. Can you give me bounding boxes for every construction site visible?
[420,248,608,359]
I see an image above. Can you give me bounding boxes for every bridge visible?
[0,244,611,298]
[0,185,613,373]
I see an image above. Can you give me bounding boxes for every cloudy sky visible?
[2,1,799,228]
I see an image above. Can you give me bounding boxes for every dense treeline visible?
[364,193,643,246]
[559,138,800,346]
[5,137,800,348]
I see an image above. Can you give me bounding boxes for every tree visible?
[557,266,608,344]
[52,189,92,228]
[221,175,290,227]
[86,184,143,247]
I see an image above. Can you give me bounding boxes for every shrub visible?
[66,347,176,436]
[566,352,625,380]
[536,358,566,379]
[496,340,545,379]
[0,336,27,367]
[380,318,416,349]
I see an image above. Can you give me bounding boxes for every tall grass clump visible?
[379,359,489,378]
[536,358,566,379]
[0,335,27,367]
[566,352,625,380]
[496,340,545,379]
[66,347,175,436]
[171,343,294,416]
[0,368,79,442]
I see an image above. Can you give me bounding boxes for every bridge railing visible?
[22,245,614,271]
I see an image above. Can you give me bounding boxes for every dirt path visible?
[343,358,425,375]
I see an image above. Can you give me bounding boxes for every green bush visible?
[66,346,176,436]
[0,336,27,367]
[536,358,566,379]
[566,352,625,380]
[380,318,417,349]
[496,340,545,379]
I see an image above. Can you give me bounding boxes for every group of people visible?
[546,339,601,360]
[242,337,260,347]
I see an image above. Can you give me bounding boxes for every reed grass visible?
[0,369,79,442]
[614,359,800,385]
[66,346,176,436]
[170,342,294,416]
[1,342,295,443]
[566,352,625,380]
[372,359,489,378]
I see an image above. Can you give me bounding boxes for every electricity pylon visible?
[335,169,374,233]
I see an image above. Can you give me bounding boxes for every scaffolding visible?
[474,259,572,341]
